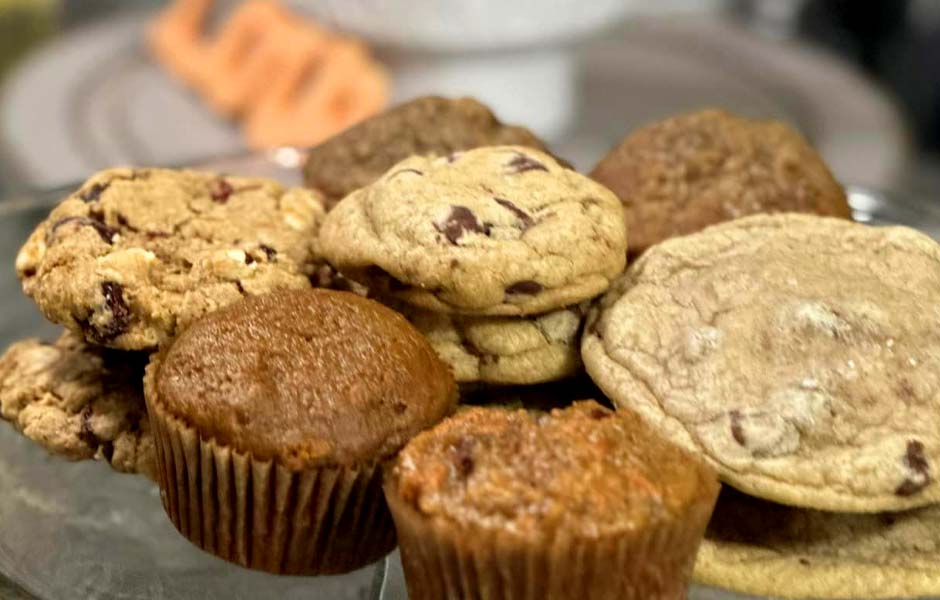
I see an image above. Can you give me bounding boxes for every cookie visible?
[401,303,586,385]
[695,486,940,599]
[582,213,940,512]
[303,96,552,208]
[17,168,326,350]
[319,146,627,316]
[0,331,155,479]
[590,109,851,255]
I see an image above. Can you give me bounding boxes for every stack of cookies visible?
[316,144,627,387]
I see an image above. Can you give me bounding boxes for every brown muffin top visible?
[150,289,457,468]
[303,96,550,208]
[388,401,719,537]
[589,108,851,255]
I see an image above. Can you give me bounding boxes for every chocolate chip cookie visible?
[695,487,940,598]
[303,96,552,208]
[590,109,851,255]
[583,213,940,512]
[0,331,155,479]
[17,168,326,349]
[319,146,627,316]
[402,303,586,385]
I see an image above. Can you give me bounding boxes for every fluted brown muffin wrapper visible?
[146,386,396,575]
[385,480,716,600]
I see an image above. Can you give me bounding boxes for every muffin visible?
[385,401,720,599]
[144,288,456,574]
[303,96,553,208]
[590,108,851,255]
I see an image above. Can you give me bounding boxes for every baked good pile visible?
[3,97,938,599]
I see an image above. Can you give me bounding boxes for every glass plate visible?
[0,158,937,600]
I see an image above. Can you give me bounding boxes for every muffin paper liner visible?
[145,375,396,575]
[385,480,715,600]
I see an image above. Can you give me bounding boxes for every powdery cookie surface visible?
[583,213,940,512]
[695,487,940,599]
[319,146,627,316]
[0,331,155,479]
[17,168,325,350]
[590,109,851,255]
[402,303,586,385]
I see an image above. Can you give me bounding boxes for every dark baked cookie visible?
[590,109,851,255]
[303,96,553,208]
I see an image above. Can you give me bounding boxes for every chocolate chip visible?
[451,437,475,479]
[729,410,747,446]
[100,441,115,463]
[494,197,534,229]
[259,244,277,261]
[507,153,548,174]
[50,216,118,244]
[244,253,255,265]
[126,411,142,433]
[798,558,811,566]
[115,213,139,233]
[505,280,543,295]
[22,267,36,278]
[896,439,931,496]
[78,405,98,450]
[83,281,132,344]
[235,281,246,294]
[209,178,234,204]
[365,265,411,292]
[434,205,490,245]
[146,231,170,240]
[391,168,424,178]
[589,407,612,420]
[80,182,108,203]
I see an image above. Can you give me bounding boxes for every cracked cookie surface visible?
[17,168,325,349]
[694,487,940,599]
[319,146,627,316]
[582,213,940,512]
[590,109,851,255]
[0,331,155,479]
[303,96,552,209]
[401,303,586,385]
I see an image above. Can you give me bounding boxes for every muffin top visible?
[589,109,851,254]
[149,289,457,468]
[389,401,719,537]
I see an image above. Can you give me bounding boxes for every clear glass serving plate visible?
[0,161,936,600]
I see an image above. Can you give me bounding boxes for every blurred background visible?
[0,0,937,200]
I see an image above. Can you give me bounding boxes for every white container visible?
[287,0,630,139]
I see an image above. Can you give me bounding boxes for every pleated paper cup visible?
[144,362,396,575]
[385,478,713,600]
